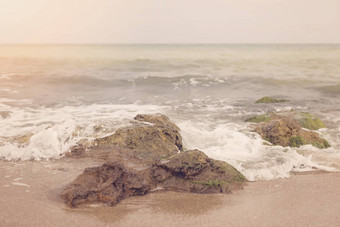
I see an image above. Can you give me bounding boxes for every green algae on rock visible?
[245,111,326,130]
[152,149,246,193]
[245,114,271,123]
[289,135,330,149]
[294,112,326,130]
[254,117,330,149]
[255,96,288,104]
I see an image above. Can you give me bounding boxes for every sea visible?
[1,44,340,181]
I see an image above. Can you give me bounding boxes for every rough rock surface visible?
[134,114,180,131]
[254,117,330,149]
[151,149,246,193]
[93,114,183,161]
[60,150,246,207]
[60,161,152,207]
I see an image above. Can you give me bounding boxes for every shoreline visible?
[1,159,339,226]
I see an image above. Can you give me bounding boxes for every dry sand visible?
[0,158,339,227]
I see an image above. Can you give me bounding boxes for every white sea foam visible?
[178,120,339,181]
[0,103,168,161]
[11,182,30,187]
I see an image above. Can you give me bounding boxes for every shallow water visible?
[1,44,340,180]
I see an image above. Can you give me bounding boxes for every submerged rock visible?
[255,96,288,104]
[246,111,326,130]
[254,117,330,149]
[60,150,246,207]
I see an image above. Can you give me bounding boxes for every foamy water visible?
[1,44,340,180]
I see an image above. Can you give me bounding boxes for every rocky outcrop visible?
[254,117,330,149]
[60,150,246,207]
[255,96,288,104]
[61,114,246,207]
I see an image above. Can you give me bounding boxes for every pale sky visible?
[0,0,339,43]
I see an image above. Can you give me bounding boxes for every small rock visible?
[255,97,288,104]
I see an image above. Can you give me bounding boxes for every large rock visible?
[60,150,246,207]
[91,114,183,161]
[151,149,246,193]
[254,117,330,149]
[60,161,152,207]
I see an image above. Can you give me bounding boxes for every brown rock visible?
[60,150,246,207]
[93,114,183,161]
[255,117,330,149]
[60,161,152,207]
[61,115,246,207]
[134,114,180,131]
[152,149,246,193]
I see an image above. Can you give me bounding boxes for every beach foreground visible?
[0,159,339,227]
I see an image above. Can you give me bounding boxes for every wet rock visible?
[60,161,152,207]
[293,112,326,130]
[254,117,330,149]
[134,114,180,131]
[60,150,246,207]
[245,114,271,123]
[152,149,246,193]
[246,111,326,130]
[93,114,183,161]
[255,96,288,104]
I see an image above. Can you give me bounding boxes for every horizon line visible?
[0,42,339,45]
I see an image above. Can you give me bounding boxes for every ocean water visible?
[1,44,340,180]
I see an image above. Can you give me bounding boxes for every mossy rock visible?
[289,135,330,149]
[254,117,330,149]
[255,97,288,104]
[154,149,246,193]
[245,114,271,123]
[289,136,307,148]
[246,111,326,130]
[295,112,326,130]
[312,139,331,149]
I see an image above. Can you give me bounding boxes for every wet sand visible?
[0,159,339,227]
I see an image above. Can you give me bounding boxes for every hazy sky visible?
[0,0,339,43]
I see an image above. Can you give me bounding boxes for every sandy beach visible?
[0,158,339,227]
[1,0,340,226]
